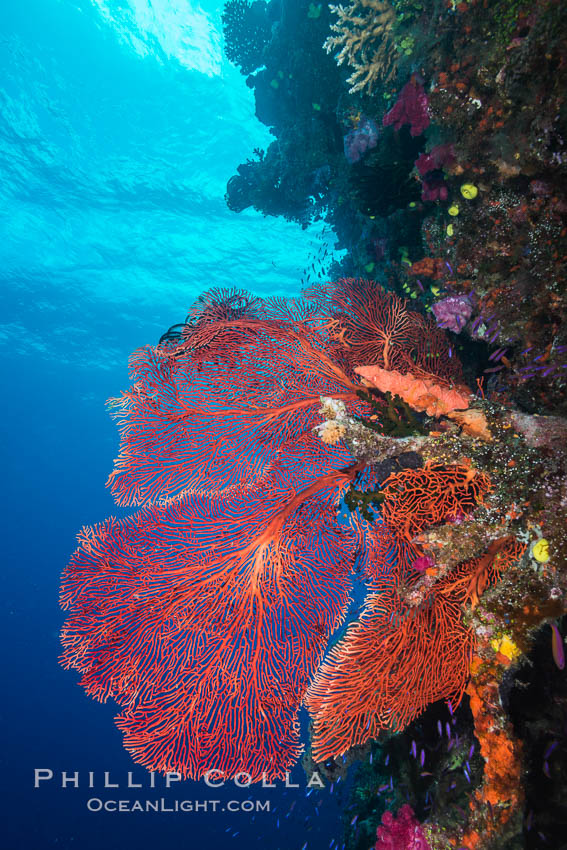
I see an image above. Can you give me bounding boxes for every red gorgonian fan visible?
[61,281,482,780]
[315,277,463,382]
[61,437,361,779]
[306,536,525,762]
[105,287,364,506]
[380,463,492,542]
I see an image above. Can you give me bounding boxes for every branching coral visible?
[323,0,398,93]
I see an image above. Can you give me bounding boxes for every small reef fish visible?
[551,623,565,669]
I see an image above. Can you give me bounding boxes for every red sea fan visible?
[380,464,491,542]
[61,437,362,780]
[106,294,364,506]
[323,278,463,382]
[187,286,265,323]
[325,278,416,370]
[305,572,475,760]
[62,284,472,779]
[346,514,417,589]
[306,537,524,762]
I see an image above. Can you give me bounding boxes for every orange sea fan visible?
[440,535,527,609]
[380,463,491,542]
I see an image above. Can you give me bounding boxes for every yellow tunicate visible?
[460,183,478,200]
[448,204,460,216]
[532,538,550,563]
[446,224,454,236]
[491,635,521,661]
[430,285,440,295]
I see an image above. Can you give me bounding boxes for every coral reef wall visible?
[223,1,567,848]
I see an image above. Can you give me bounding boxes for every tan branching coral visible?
[323,0,398,94]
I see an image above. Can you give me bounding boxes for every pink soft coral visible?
[383,78,430,137]
[375,805,431,850]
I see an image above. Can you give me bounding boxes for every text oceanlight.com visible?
[86,798,269,813]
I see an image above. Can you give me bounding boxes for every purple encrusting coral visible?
[383,78,430,137]
[344,117,379,163]
[375,805,431,849]
[432,295,473,333]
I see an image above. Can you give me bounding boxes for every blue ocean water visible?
[0,1,342,847]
